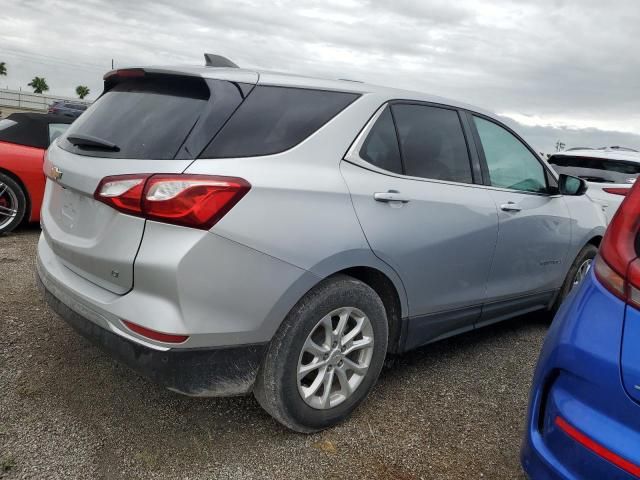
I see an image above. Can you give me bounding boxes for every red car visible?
[0,113,73,234]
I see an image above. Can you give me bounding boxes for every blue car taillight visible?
[555,416,640,478]
[595,180,640,309]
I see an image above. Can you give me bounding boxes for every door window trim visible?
[344,100,484,188]
[465,111,559,197]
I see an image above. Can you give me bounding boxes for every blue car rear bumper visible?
[521,269,640,479]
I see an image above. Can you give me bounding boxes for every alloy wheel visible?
[0,182,18,231]
[296,307,374,410]
[572,259,593,290]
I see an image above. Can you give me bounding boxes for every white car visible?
[548,146,640,223]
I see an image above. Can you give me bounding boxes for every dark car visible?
[48,101,88,119]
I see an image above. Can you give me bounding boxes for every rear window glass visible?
[60,77,210,159]
[549,155,640,183]
[200,86,359,158]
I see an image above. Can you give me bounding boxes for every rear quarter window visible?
[549,155,640,183]
[200,86,359,158]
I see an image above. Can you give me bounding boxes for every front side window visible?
[474,116,547,193]
[392,104,473,183]
[359,107,402,174]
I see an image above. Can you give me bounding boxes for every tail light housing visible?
[595,180,640,307]
[94,174,250,230]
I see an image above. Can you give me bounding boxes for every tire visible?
[253,274,388,433]
[552,243,598,313]
[0,173,27,235]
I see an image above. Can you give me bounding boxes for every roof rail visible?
[204,53,239,68]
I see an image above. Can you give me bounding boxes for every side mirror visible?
[559,174,588,196]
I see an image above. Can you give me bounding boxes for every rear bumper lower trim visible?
[37,272,266,397]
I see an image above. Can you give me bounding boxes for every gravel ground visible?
[0,227,546,479]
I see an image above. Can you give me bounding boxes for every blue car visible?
[521,181,640,479]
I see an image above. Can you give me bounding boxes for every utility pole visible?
[111,59,114,69]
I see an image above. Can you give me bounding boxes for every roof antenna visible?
[204,53,239,68]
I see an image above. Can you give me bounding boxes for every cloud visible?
[1,0,638,152]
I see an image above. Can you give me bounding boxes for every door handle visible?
[500,202,522,212]
[374,191,410,203]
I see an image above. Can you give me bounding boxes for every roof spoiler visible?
[204,53,239,68]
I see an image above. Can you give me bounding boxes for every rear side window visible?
[391,104,473,183]
[359,107,402,174]
[60,76,211,159]
[201,86,359,158]
[549,155,640,184]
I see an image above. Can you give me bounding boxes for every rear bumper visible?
[521,271,640,479]
[37,272,266,397]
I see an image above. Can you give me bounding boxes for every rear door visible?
[469,114,571,324]
[342,102,498,348]
[41,71,256,294]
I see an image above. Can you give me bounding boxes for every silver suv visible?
[37,57,606,432]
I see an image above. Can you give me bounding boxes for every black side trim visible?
[401,305,481,352]
[39,276,266,397]
[477,290,556,328]
[399,289,558,353]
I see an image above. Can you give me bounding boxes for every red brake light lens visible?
[603,187,630,196]
[103,68,145,80]
[596,180,640,304]
[122,320,189,344]
[94,174,250,230]
[555,416,640,477]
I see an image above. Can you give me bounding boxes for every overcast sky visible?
[2,0,639,153]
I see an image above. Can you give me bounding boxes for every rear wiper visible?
[67,133,120,151]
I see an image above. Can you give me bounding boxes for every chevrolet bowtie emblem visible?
[50,166,63,181]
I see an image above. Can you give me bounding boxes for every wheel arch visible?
[328,266,405,354]
[306,250,409,354]
[587,235,602,248]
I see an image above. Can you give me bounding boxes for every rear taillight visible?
[94,174,250,230]
[596,181,640,307]
[603,187,630,196]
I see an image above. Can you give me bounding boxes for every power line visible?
[1,47,109,69]
[0,49,110,74]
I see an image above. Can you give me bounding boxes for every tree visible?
[0,62,6,76]
[75,85,90,99]
[28,76,49,94]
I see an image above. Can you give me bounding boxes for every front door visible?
[470,114,571,325]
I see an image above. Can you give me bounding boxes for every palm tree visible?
[0,62,6,76]
[28,76,49,94]
[75,85,90,99]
